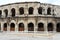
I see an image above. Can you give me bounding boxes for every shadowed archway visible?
[29,7,34,15]
[38,23,44,31]
[47,23,53,31]
[11,8,15,17]
[56,23,60,32]
[10,23,15,31]
[3,23,7,31]
[28,23,34,31]
[18,23,24,31]
[47,7,51,15]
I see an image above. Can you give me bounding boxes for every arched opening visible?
[4,9,8,17]
[19,7,24,15]
[0,10,2,17]
[28,23,34,31]
[38,23,44,31]
[18,23,24,31]
[47,7,51,15]
[56,23,60,32]
[48,23,53,31]
[29,7,34,15]
[3,23,7,31]
[11,8,15,17]
[38,7,42,14]
[10,23,15,31]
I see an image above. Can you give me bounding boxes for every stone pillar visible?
[15,24,18,32]
[24,4,28,32]
[1,22,3,31]
[53,23,56,32]
[44,22,48,33]
[24,21,28,32]
[34,24,38,32]
[24,4,28,15]
[45,7,47,15]
[8,6,11,17]
[7,24,10,32]
[34,20,38,32]
[51,9,53,15]
[15,6,19,16]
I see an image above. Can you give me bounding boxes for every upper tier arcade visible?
[0,2,60,18]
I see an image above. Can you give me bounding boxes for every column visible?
[45,7,47,15]
[34,21,38,32]
[15,24,18,32]
[8,6,11,17]
[15,6,19,16]
[53,23,56,33]
[7,24,10,32]
[44,22,48,33]
[1,22,3,32]
[24,21,28,32]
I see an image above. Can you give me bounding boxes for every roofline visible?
[0,2,60,7]
[0,2,40,7]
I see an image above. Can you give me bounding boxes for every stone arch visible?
[11,8,15,17]
[47,7,51,15]
[10,23,15,31]
[38,23,44,31]
[0,10,2,17]
[47,23,53,31]
[29,7,34,14]
[38,7,42,14]
[19,7,24,15]
[28,22,34,31]
[4,9,8,17]
[3,23,7,31]
[56,23,60,32]
[18,23,24,31]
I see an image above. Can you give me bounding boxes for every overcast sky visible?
[0,0,60,5]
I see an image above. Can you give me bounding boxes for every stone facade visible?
[0,2,60,32]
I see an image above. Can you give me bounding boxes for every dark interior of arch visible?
[19,7,24,15]
[38,23,44,31]
[28,23,34,31]
[0,10,2,17]
[4,9,8,17]
[38,7,42,14]
[18,23,24,31]
[47,8,51,15]
[48,23,53,31]
[3,23,7,31]
[10,23,15,31]
[29,7,33,15]
[11,8,15,17]
[56,23,60,32]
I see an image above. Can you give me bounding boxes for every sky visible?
[0,0,60,5]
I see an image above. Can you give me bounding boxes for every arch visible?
[56,23,60,32]
[11,8,15,17]
[18,23,24,31]
[4,9,8,17]
[29,7,34,15]
[38,23,44,31]
[10,23,15,31]
[0,10,2,17]
[19,7,24,15]
[3,23,7,31]
[47,23,53,31]
[28,22,34,31]
[38,7,42,14]
[47,7,51,15]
